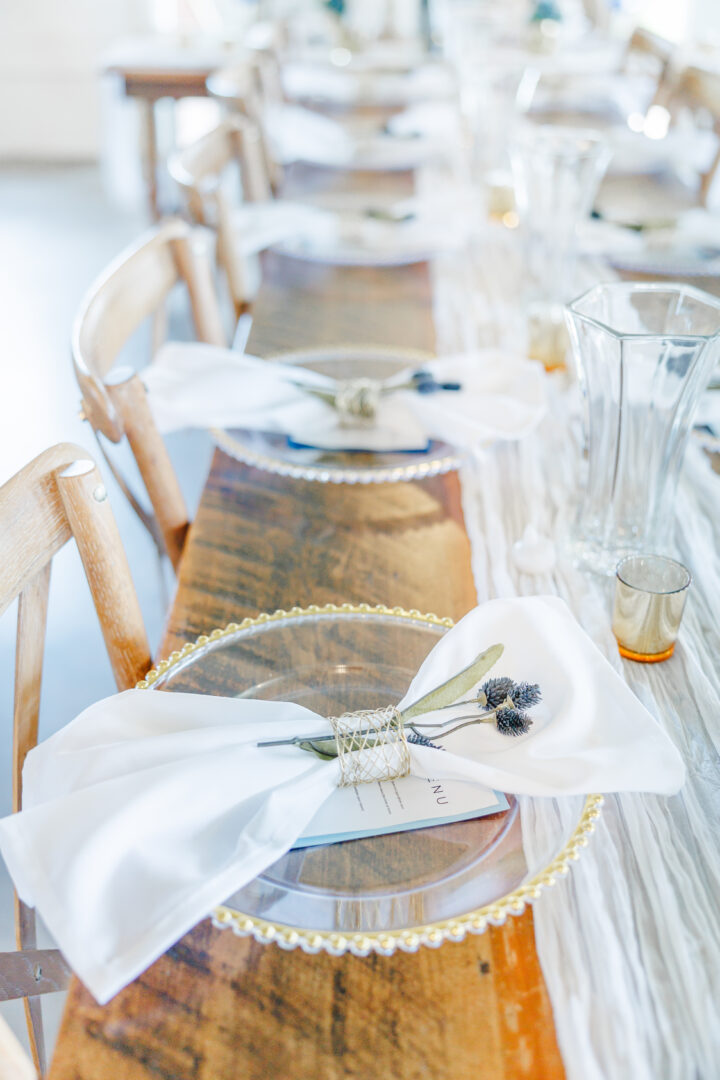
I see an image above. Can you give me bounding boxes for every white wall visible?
[0,0,150,161]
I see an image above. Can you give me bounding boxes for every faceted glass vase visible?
[510,125,610,304]
[566,282,720,575]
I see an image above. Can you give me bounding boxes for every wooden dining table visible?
[48,165,566,1079]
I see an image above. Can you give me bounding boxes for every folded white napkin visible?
[386,101,462,141]
[281,62,455,106]
[262,103,454,170]
[532,73,656,124]
[577,218,646,257]
[282,63,360,105]
[232,192,473,260]
[231,200,336,255]
[263,104,355,166]
[581,208,720,270]
[141,345,547,452]
[0,597,684,1003]
[605,125,718,178]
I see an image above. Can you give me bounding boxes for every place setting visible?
[230,188,474,267]
[279,58,456,109]
[0,595,684,1003]
[261,102,458,171]
[140,342,547,483]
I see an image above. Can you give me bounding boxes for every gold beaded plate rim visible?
[138,603,603,956]
[210,345,462,485]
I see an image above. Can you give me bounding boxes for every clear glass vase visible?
[566,282,720,575]
[510,124,610,369]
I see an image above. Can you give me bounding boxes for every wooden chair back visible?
[207,60,285,191]
[72,219,227,570]
[0,443,152,1076]
[623,27,674,73]
[669,65,720,205]
[621,26,675,111]
[169,117,271,317]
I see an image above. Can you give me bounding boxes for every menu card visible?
[294,774,508,848]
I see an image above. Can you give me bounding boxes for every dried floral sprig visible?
[406,731,444,750]
[257,643,542,761]
[289,368,462,420]
[408,676,541,740]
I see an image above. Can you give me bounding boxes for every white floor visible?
[0,164,216,1058]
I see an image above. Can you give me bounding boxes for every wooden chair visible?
[169,117,272,319]
[207,58,285,192]
[0,443,152,1076]
[621,27,674,90]
[532,26,675,127]
[594,60,720,225]
[72,218,227,574]
[672,65,720,205]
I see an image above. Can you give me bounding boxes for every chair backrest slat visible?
[170,118,272,316]
[672,65,720,204]
[72,220,226,567]
[13,564,51,814]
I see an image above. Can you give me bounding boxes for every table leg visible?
[139,98,160,221]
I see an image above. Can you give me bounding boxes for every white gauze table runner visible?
[430,223,720,1079]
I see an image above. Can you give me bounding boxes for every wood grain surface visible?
[49,169,565,1079]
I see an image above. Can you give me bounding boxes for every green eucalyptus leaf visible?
[298,739,339,760]
[399,643,504,721]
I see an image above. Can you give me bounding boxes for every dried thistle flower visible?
[407,731,444,750]
[510,682,542,710]
[481,677,515,709]
[495,707,533,736]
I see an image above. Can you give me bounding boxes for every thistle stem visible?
[409,709,499,738]
[435,695,489,711]
[410,704,500,730]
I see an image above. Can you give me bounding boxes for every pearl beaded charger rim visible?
[211,345,462,485]
[138,603,602,958]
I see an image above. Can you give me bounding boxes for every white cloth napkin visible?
[0,597,684,1003]
[386,101,462,141]
[230,198,465,260]
[263,104,355,166]
[141,345,547,452]
[230,200,337,255]
[281,62,455,106]
[605,125,718,178]
[262,103,454,170]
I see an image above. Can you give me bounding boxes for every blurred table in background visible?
[102,37,248,218]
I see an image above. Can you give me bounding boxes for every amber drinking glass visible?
[612,555,691,662]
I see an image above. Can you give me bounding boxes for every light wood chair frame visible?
[0,444,152,1076]
[169,116,273,320]
[72,218,227,573]
[207,55,285,192]
[671,64,720,205]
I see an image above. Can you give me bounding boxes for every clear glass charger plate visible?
[211,346,462,484]
[141,605,602,956]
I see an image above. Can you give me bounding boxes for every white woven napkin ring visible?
[334,378,383,425]
[328,706,411,786]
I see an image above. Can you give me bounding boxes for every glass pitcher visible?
[566,282,720,574]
